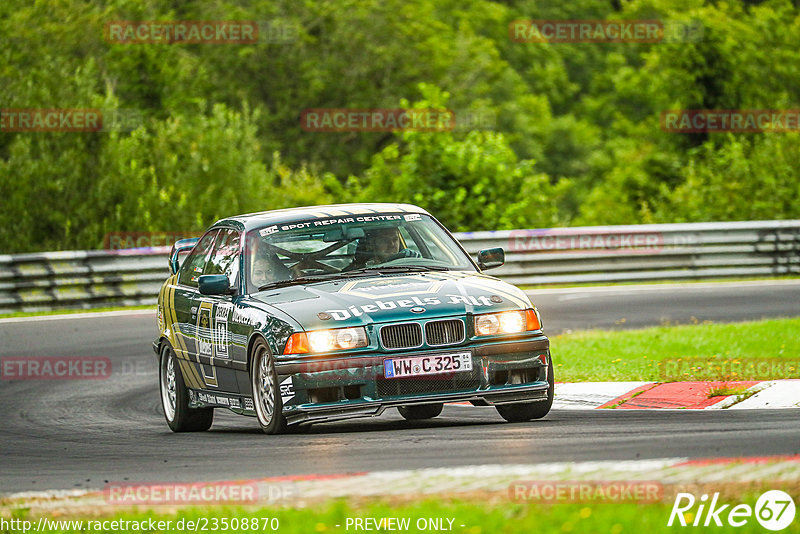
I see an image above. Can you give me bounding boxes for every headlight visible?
[284,327,368,355]
[474,309,541,337]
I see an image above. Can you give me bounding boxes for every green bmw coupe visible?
[154,203,553,434]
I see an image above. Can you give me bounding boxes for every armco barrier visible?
[1,221,799,313]
[457,220,800,286]
[0,248,169,314]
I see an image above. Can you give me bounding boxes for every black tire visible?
[398,403,444,421]
[496,357,554,423]
[159,344,213,432]
[250,338,287,435]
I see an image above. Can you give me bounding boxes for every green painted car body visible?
[153,203,552,432]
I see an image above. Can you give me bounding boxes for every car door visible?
[173,229,218,375]
[190,228,242,393]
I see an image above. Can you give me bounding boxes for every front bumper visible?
[274,336,550,425]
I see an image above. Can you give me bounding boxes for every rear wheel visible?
[159,344,213,432]
[398,403,443,421]
[251,338,287,435]
[496,357,554,423]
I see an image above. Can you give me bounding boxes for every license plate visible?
[383,352,472,378]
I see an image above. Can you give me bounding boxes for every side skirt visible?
[188,388,257,417]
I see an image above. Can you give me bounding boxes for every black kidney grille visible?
[380,323,423,349]
[425,319,465,346]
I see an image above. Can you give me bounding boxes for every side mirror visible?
[477,247,505,270]
[198,274,232,296]
[169,238,199,274]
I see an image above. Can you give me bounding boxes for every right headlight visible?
[474,309,541,337]
[283,327,369,355]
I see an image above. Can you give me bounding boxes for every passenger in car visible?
[251,255,292,287]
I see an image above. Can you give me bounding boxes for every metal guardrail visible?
[0,249,169,314]
[457,220,800,286]
[1,221,799,314]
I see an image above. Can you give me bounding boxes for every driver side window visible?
[178,230,218,288]
[205,229,241,288]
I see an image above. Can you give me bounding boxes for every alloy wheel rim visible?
[161,350,176,421]
[255,347,275,425]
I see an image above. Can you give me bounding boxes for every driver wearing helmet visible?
[345,226,421,271]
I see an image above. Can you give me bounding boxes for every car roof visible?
[212,203,430,231]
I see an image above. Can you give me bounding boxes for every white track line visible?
[526,279,800,295]
[0,309,156,324]
[553,382,652,409]
[727,380,800,409]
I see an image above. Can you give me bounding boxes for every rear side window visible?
[178,230,218,287]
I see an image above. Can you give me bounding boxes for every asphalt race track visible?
[531,280,800,333]
[1,281,799,493]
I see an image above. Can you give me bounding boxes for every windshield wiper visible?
[257,274,341,291]
[344,265,451,275]
[258,265,451,290]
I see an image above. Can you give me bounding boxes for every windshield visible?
[244,213,476,292]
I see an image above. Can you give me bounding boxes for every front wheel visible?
[251,338,287,435]
[159,344,213,432]
[398,403,443,420]
[496,357,554,423]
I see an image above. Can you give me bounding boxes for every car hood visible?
[252,271,533,330]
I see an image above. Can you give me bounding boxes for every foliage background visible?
[1,0,799,252]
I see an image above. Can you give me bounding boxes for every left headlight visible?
[474,309,541,337]
[284,327,369,355]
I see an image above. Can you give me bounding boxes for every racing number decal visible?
[197,307,213,359]
[195,300,233,388]
[214,305,229,359]
[196,302,217,387]
[194,300,234,388]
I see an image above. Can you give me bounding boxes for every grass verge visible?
[552,317,800,382]
[707,385,751,398]
[5,492,800,534]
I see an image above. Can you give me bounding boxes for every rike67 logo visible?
[669,490,796,531]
